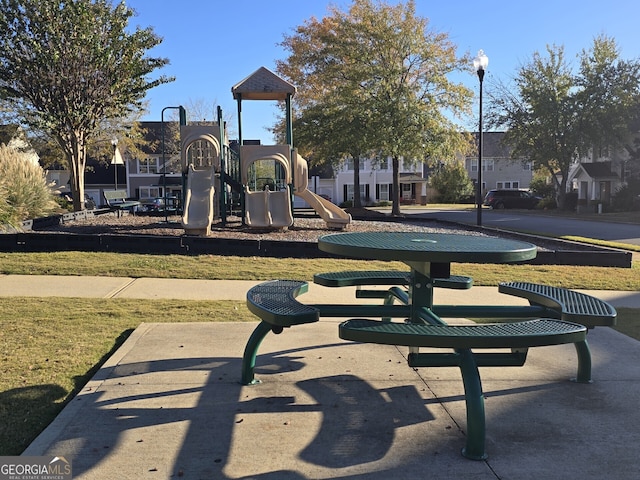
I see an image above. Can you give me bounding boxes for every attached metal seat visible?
[314,270,473,289]
[339,318,587,349]
[499,281,616,327]
[246,280,319,329]
[339,317,591,460]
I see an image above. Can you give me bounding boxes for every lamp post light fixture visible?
[473,49,488,226]
[111,138,119,191]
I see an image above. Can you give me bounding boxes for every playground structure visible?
[179,66,351,235]
[179,122,225,236]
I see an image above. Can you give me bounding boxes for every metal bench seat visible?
[246,280,319,329]
[498,281,616,327]
[339,317,591,460]
[243,280,319,385]
[339,318,587,350]
[314,270,473,289]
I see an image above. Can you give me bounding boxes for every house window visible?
[485,159,494,172]
[523,162,532,171]
[378,183,390,201]
[471,159,494,172]
[379,158,389,170]
[346,159,365,171]
[138,158,159,174]
[496,181,520,189]
[139,186,162,199]
[346,184,366,200]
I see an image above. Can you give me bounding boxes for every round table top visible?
[318,232,537,264]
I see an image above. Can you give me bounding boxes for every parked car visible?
[483,189,541,209]
[141,196,179,214]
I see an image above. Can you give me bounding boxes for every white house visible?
[333,156,428,205]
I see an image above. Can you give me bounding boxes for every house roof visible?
[471,131,512,158]
[308,163,334,179]
[231,66,296,101]
[579,161,618,179]
[84,158,126,185]
[399,173,427,183]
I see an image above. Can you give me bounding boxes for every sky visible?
[125,0,639,143]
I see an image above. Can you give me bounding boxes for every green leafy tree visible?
[277,0,472,213]
[488,36,640,209]
[428,161,473,203]
[0,0,174,211]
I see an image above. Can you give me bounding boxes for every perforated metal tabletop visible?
[318,232,537,264]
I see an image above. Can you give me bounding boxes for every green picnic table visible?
[241,232,615,460]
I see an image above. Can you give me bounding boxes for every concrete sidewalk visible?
[2,273,640,307]
[8,275,640,479]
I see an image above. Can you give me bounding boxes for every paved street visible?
[400,208,640,246]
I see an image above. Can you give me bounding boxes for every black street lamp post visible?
[473,49,489,226]
[111,138,119,191]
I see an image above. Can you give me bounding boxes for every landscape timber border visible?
[0,209,632,268]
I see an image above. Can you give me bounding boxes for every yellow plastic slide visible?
[293,153,351,229]
[181,164,215,236]
[245,186,294,228]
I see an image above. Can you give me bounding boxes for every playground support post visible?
[235,94,247,225]
[217,105,227,226]
[285,93,295,220]
[161,105,187,223]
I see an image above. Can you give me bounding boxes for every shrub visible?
[529,177,556,199]
[564,191,578,211]
[0,144,58,226]
[429,162,474,203]
[536,196,557,210]
[611,180,640,211]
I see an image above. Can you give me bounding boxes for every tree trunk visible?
[556,177,569,210]
[391,156,401,216]
[67,132,87,212]
[353,155,362,208]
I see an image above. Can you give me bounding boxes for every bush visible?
[563,191,578,211]
[529,177,556,199]
[611,181,640,211]
[0,144,58,226]
[429,162,474,203]
[536,196,557,210]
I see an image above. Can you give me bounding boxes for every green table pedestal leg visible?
[241,321,272,385]
[573,339,592,384]
[458,348,488,460]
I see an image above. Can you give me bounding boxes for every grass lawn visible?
[0,251,639,455]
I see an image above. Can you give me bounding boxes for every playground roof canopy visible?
[231,66,296,101]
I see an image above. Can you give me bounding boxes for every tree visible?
[277,0,472,214]
[0,0,173,211]
[488,36,640,209]
[428,161,473,203]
